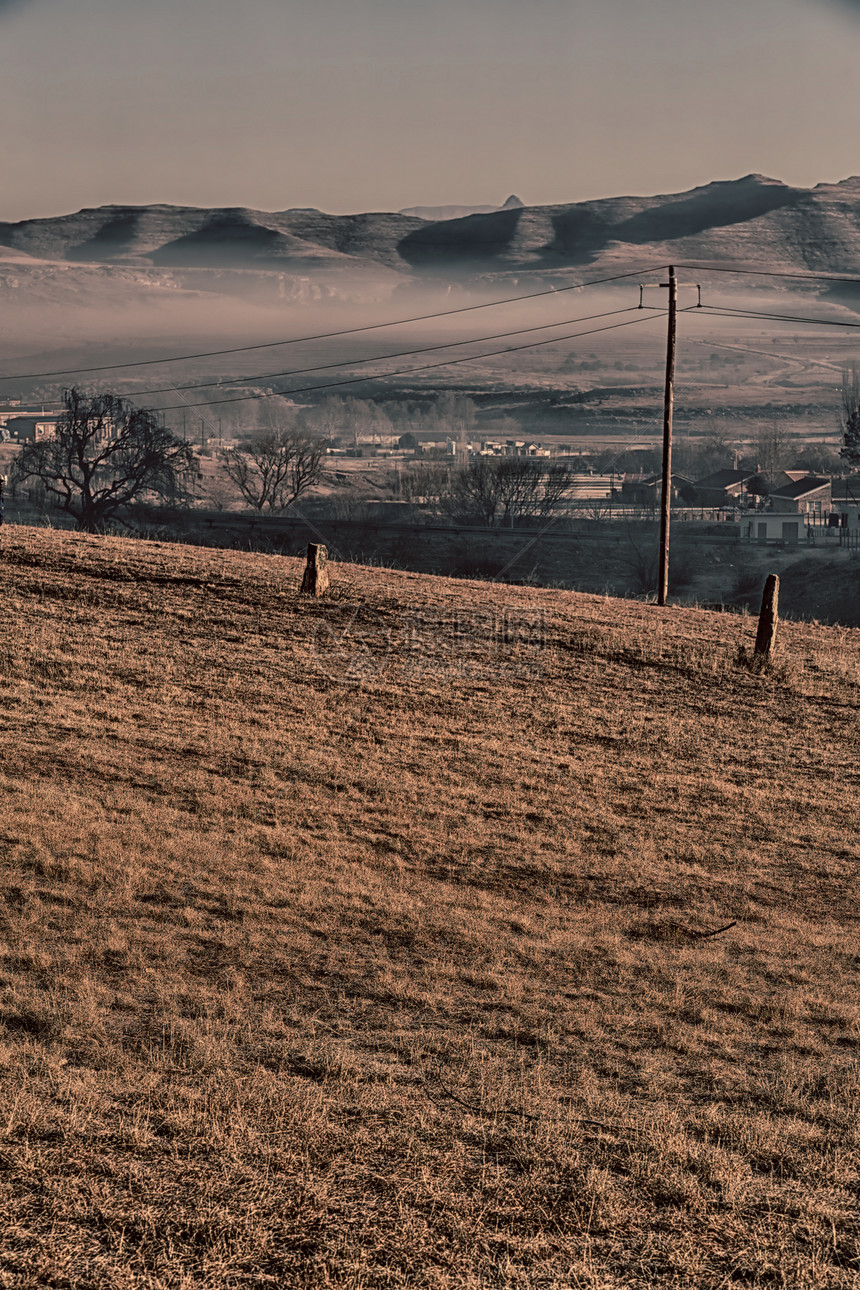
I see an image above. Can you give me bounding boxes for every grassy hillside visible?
[0,527,858,1288]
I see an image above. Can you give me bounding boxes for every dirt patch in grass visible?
[0,525,858,1287]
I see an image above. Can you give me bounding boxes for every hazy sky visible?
[3,0,860,221]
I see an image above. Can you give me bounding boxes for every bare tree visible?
[399,463,451,508]
[300,397,348,444]
[753,423,792,482]
[12,387,195,532]
[219,427,326,511]
[444,459,506,525]
[674,431,736,479]
[538,464,583,520]
[440,459,580,527]
[583,497,613,521]
[795,441,842,475]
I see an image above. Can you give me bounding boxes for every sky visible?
[2,0,860,222]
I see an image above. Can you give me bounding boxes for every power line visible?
[0,264,665,384]
[697,304,860,330]
[5,259,860,387]
[674,262,860,286]
[132,306,641,398]
[146,308,671,412]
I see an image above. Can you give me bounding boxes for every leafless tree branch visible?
[219,428,327,512]
[12,388,196,532]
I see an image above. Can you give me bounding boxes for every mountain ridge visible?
[5,174,860,281]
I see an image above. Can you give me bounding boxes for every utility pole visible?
[639,269,700,603]
[658,266,677,606]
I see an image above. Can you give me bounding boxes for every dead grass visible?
[0,524,858,1288]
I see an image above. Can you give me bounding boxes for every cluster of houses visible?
[2,402,857,541]
[393,432,553,458]
[474,439,551,458]
[622,468,860,543]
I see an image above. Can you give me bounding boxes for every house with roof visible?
[739,476,833,543]
[767,475,831,516]
[396,430,456,455]
[6,414,59,442]
[768,470,810,493]
[739,513,807,544]
[692,468,758,508]
[620,472,692,505]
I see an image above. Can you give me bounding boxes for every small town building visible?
[768,470,810,493]
[692,468,758,508]
[399,431,453,454]
[621,473,692,505]
[739,513,808,544]
[478,439,551,458]
[6,415,60,441]
[767,476,831,516]
[740,478,836,544]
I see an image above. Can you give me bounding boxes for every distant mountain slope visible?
[399,202,501,221]
[0,205,425,273]
[3,175,860,281]
[395,175,814,271]
[399,194,525,221]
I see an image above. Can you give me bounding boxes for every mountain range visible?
[3,174,860,282]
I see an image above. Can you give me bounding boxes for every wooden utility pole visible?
[658,266,677,606]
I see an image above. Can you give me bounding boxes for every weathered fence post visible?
[754,573,779,662]
[300,543,330,596]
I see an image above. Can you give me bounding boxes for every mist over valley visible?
[1,173,857,452]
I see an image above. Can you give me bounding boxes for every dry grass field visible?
[0,526,858,1288]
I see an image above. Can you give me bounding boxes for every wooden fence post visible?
[754,573,779,661]
[300,543,330,596]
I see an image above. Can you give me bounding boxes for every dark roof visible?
[694,468,755,490]
[769,475,830,500]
